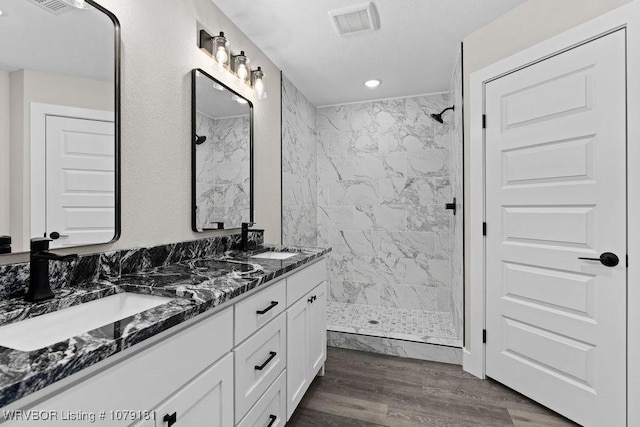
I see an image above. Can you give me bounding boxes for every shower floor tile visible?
[326,301,462,347]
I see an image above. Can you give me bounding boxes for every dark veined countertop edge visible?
[0,245,331,408]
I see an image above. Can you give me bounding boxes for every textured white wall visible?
[462,0,633,346]
[0,0,282,264]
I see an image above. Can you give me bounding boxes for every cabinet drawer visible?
[286,258,327,306]
[149,353,233,427]
[234,313,286,421]
[237,370,286,427]
[235,279,286,345]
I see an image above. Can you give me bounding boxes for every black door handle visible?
[163,412,177,427]
[267,414,277,427]
[256,301,279,315]
[578,252,619,267]
[255,351,277,370]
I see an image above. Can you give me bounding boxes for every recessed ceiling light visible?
[0,10,4,16]
[364,79,381,88]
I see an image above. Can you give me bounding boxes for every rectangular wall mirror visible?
[0,0,120,254]
[192,69,253,231]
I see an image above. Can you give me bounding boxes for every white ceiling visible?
[0,0,114,81]
[211,0,526,106]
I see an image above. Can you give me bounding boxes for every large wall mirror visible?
[0,0,120,254]
[192,69,253,231]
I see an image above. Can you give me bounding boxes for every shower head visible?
[195,135,207,145]
[430,113,444,124]
[430,106,455,124]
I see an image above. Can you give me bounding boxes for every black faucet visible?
[241,222,255,251]
[26,238,78,302]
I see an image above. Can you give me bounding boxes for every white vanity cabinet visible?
[2,257,327,427]
[286,282,327,420]
[3,308,234,427]
[136,353,234,427]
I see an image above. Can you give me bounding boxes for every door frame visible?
[467,1,640,425]
[29,102,114,240]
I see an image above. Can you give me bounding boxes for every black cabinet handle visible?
[256,301,279,315]
[163,412,177,427]
[578,252,619,267]
[255,351,277,370]
[308,296,314,303]
[267,414,277,427]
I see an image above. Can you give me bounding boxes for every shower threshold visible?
[326,301,462,348]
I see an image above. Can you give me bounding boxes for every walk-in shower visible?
[281,48,464,356]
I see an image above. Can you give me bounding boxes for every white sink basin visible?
[251,251,297,260]
[0,293,172,352]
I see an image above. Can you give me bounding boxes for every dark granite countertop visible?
[0,245,330,407]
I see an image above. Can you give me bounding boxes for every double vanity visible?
[0,1,330,425]
[0,241,330,426]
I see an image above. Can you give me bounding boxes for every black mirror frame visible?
[90,0,122,246]
[191,68,254,232]
[0,0,121,255]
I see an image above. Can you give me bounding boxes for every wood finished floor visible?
[288,347,579,427]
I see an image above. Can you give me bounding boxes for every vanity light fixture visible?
[198,29,267,100]
[233,51,250,84]
[364,79,381,88]
[199,30,230,70]
[252,67,267,100]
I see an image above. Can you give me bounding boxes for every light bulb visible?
[73,0,85,7]
[252,67,267,100]
[215,46,228,68]
[254,79,265,99]
[237,64,248,81]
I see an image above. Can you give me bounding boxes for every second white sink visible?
[251,251,297,260]
[0,293,173,352]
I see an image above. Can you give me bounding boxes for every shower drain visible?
[368,320,380,325]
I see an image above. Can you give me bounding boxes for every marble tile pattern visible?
[281,75,318,246]
[327,331,462,365]
[317,93,457,318]
[448,48,464,341]
[326,301,461,347]
[194,112,250,230]
[0,239,328,408]
[0,231,264,299]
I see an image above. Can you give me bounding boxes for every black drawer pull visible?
[256,301,279,315]
[163,412,177,427]
[255,351,277,370]
[267,414,277,427]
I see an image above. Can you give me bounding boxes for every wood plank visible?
[509,408,580,427]
[300,390,389,424]
[288,346,576,426]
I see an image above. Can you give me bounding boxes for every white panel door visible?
[45,115,115,248]
[485,30,626,427]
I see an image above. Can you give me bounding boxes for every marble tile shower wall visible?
[281,75,318,246]
[317,94,453,312]
[194,112,250,230]
[0,232,264,300]
[449,49,464,340]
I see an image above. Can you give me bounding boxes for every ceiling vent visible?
[24,0,74,15]
[329,2,380,37]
